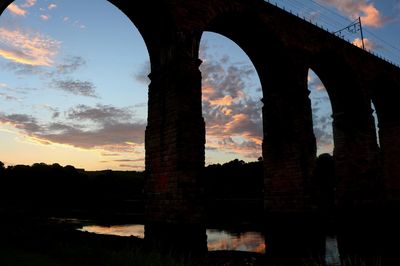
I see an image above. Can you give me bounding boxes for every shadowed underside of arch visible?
[1,0,400,228]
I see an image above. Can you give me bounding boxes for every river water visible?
[78,223,341,265]
[78,224,266,253]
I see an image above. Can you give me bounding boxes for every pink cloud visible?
[209,95,234,106]
[40,14,50,21]
[7,0,37,16]
[6,3,27,16]
[0,28,60,66]
[319,0,386,27]
[352,37,377,50]
[48,3,57,10]
[21,0,36,8]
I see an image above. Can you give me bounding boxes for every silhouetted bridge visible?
[1,0,400,231]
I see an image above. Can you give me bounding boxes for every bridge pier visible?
[333,107,382,211]
[380,123,400,205]
[371,76,400,207]
[262,58,317,216]
[144,30,207,253]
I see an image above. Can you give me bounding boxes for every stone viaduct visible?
[1,0,400,228]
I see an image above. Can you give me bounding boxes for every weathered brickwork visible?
[1,0,399,224]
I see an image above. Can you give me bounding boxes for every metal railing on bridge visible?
[264,0,400,68]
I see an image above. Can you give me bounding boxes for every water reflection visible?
[79,224,145,238]
[79,224,266,253]
[207,230,265,253]
[325,235,340,266]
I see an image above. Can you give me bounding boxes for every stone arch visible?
[1,0,397,229]
[198,7,319,215]
[199,31,263,164]
[307,68,334,155]
[369,70,400,204]
[0,0,158,170]
[310,52,382,209]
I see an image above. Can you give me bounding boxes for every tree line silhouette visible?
[0,155,333,221]
[0,159,263,218]
[0,162,144,217]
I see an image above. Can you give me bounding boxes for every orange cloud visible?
[221,107,233,116]
[209,95,234,106]
[7,3,27,16]
[359,4,383,27]
[0,28,60,66]
[206,135,262,159]
[352,37,377,50]
[320,0,385,27]
[225,114,247,131]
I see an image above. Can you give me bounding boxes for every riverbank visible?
[0,216,266,266]
[2,211,398,265]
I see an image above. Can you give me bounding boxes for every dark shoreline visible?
[3,209,400,265]
[0,214,266,266]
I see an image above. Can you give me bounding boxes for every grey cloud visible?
[203,95,263,141]
[38,122,145,149]
[119,164,143,169]
[56,56,86,75]
[0,92,19,101]
[309,77,326,92]
[0,113,41,133]
[52,111,60,119]
[113,158,144,162]
[228,117,262,138]
[134,61,150,85]
[0,85,36,95]
[51,79,98,98]
[217,137,261,159]
[101,153,120,156]
[311,98,333,148]
[201,45,336,157]
[4,62,47,76]
[0,104,146,151]
[3,55,86,77]
[220,54,230,64]
[38,105,60,119]
[313,126,333,146]
[66,104,133,123]
[46,122,74,132]
[201,61,255,101]
[219,137,235,145]
[134,102,147,108]
[200,45,263,159]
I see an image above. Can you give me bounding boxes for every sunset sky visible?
[0,0,399,170]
